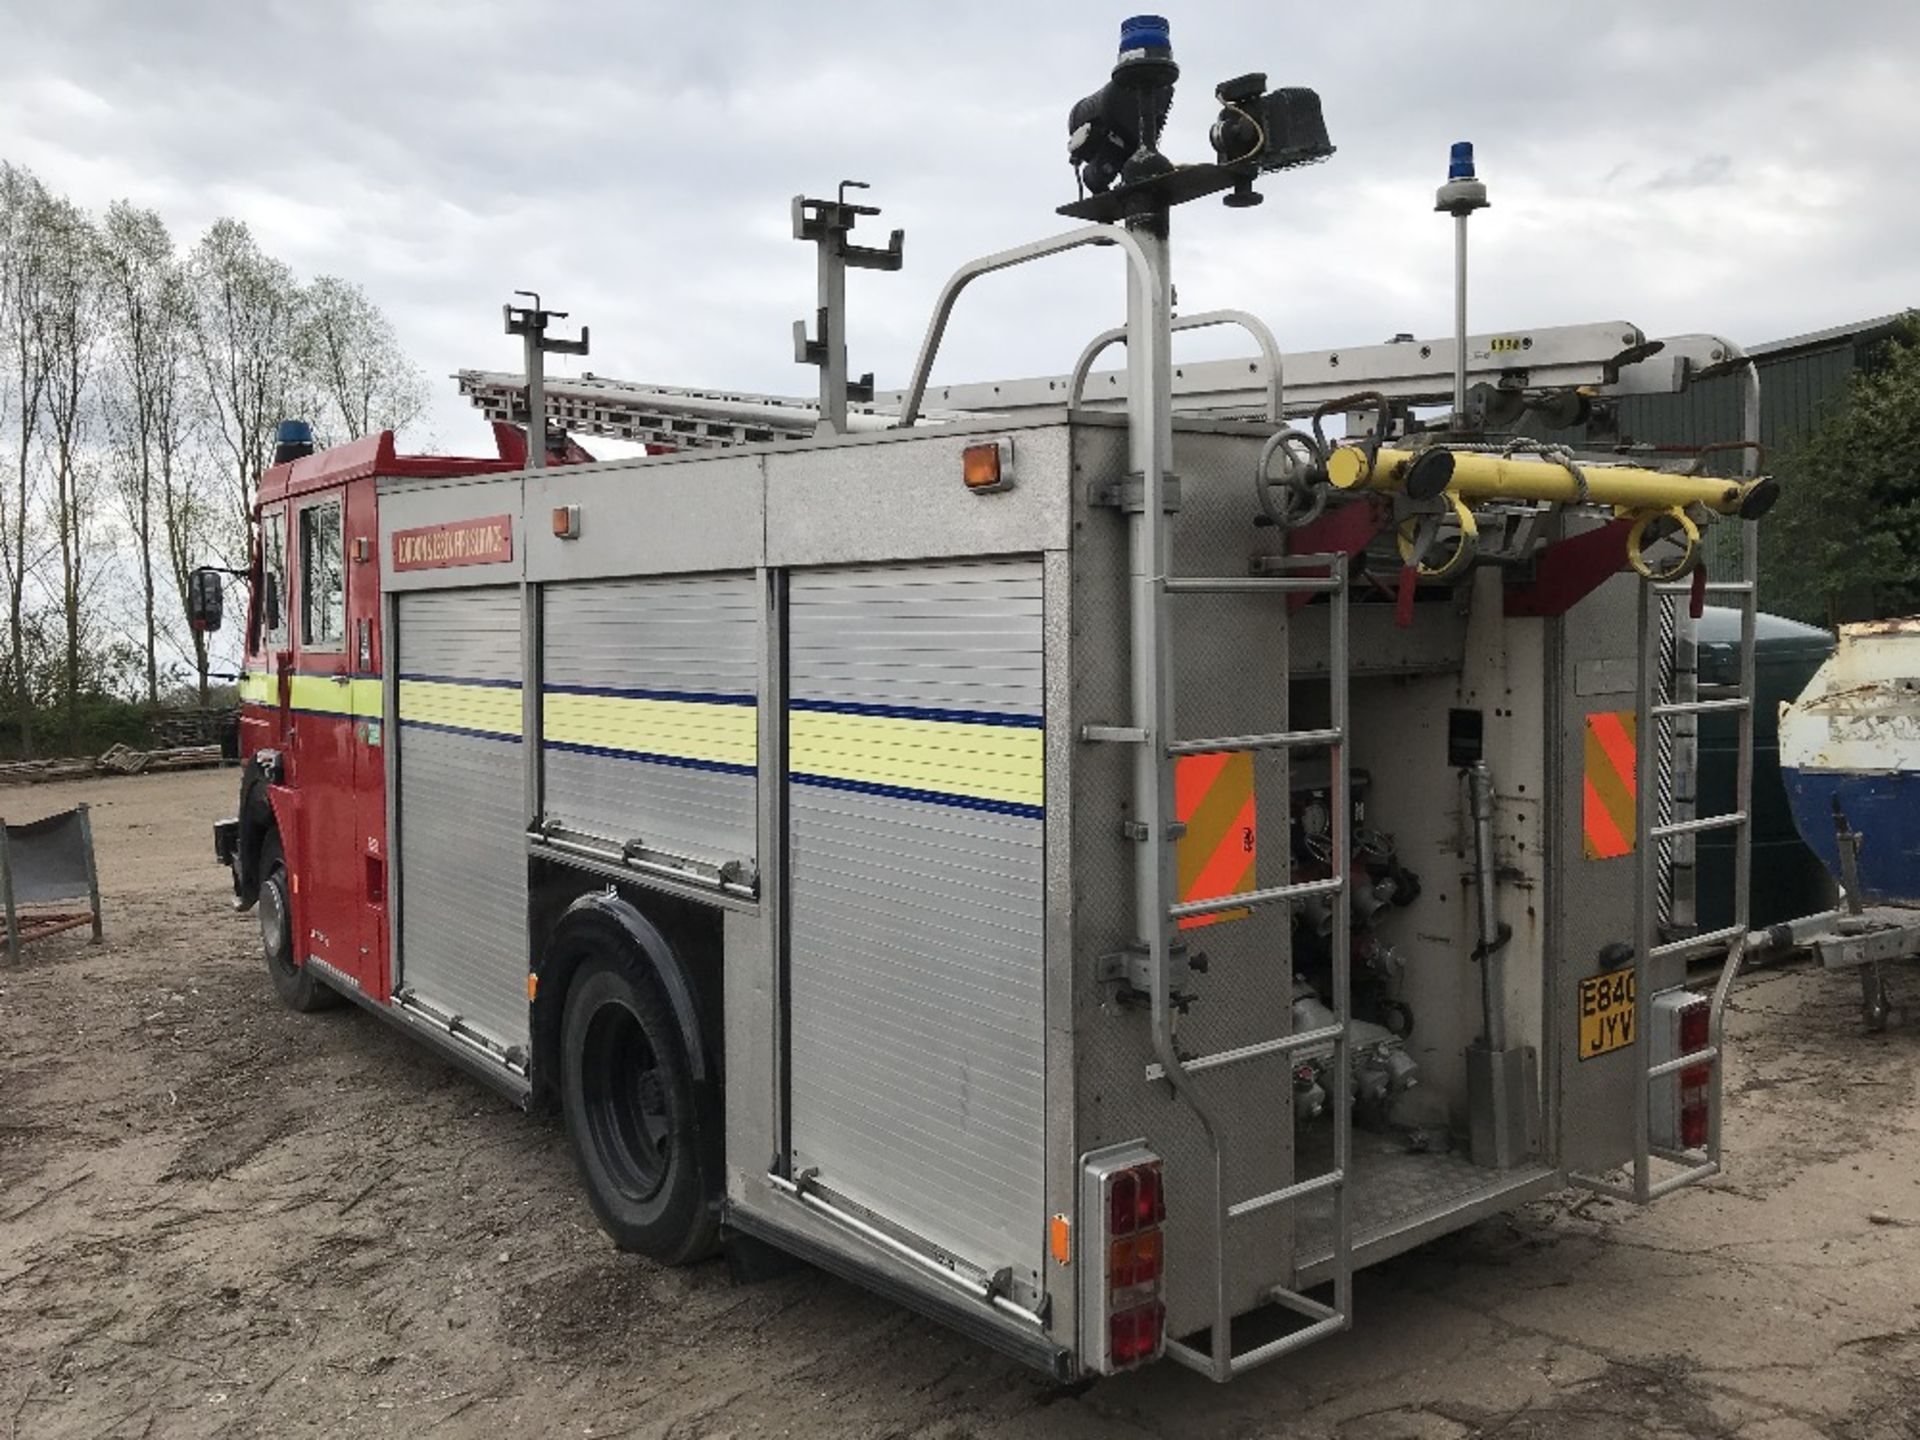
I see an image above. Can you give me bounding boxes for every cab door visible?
[291,488,369,990]
[239,503,289,756]
[344,476,390,1001]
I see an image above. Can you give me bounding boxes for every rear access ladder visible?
[1141,557,1356,1381]
[1575,524,1758,1203]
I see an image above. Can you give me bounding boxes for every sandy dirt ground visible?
[2,768,1918,1439]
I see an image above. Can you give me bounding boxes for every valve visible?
[1253,427,1327,529]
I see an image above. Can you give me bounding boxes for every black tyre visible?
[258,832,340,1013]
[560,949,720,1264]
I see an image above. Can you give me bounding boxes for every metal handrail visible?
[893,225,1160,429]
[1067,309,1287,423]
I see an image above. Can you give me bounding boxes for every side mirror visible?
[188,567,225,633]
[263,573,281,633]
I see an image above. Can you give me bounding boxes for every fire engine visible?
[193,17,1771,1381]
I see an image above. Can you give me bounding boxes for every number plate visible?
[1578,969,1636,1060]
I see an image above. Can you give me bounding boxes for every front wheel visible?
[560,950,720,1264]
[258,832,340,1014]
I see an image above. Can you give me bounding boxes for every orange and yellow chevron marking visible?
[1583,710,1638,860]
[1176,750,1257,930]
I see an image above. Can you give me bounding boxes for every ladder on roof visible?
[1574,522,1757,1205]
[1129,555,1357,1380]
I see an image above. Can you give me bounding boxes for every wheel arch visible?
[232,754,285,908]
[530,885,720,1109]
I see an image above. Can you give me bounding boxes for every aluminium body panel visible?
[541,573,761,872]
[525,452,765,581]
[765,423,1073,569]
[377,475,525,593]
[1290,587,1469,678]
[1334,571,1550,1123]
[785,557,1050,1308]
[393,585,530,1052]
[1067,419,1296,1337]
[1549,552,1675,1174]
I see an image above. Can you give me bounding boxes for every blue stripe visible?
[790,771,1043,820]
[789,697,1042,729]
[398,672,522,690]
[399,717,522,744]
[544,738,756,777]
[543,682,755,706]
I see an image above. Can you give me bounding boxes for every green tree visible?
[1762,315,1920,627]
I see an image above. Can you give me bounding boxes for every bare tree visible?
[186,218,307,553]
[162,451,222,703]
[99,201,191,704]
[0,180,429,737]
[38,194,100,744]
[300,274,429,444]
[0,165,53,755]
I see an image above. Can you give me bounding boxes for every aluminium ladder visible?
[1142,554,1356,1381]
[1574,521,1758,1204]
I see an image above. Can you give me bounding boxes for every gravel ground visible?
[1,768,1917,1440]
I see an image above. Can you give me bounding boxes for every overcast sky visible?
[3,1,1916,453]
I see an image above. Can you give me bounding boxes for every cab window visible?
[254,505,288,655]
[299,498,345,650]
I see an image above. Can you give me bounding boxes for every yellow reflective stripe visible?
[788,709,1043,808]
[398,679,523,739]
[237,672,383,719]
[543,691,757,770]
[287,674,354,717]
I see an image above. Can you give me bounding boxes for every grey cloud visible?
[1644,155,1735,191]
[3,1,1916,449]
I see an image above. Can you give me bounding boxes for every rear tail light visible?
[1678,998,1711,1150]
[1650,989,1713,1153]
[1109,1301,1165,1368]
[1081,1145,1168,1374]
[1108,1164,1165,1236]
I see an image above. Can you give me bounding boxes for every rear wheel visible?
[560,949,720,1264]
[258,832,340,1013]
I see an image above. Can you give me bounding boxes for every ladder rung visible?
[1228,1168,1343,1219]
[1229,1314,1347,1374]
[1654,580,1755,595]
[1648,1044,1718,1080]
[1163,575,1342,595]
[1653,697,1749,717]
[1170,874,1341,922]
[1143,1020,1344,1081]
[1651,811,1746,840]
[1648,921,1746,961]
[1647,1160,1719,1199]
[1167,728,1341,757]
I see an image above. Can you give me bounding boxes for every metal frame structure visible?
[457,325,1755,447]
[1571,364,1761,1204]
[0,803,103,964]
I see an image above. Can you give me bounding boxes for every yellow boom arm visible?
[1327,446,1770,516]
[1325,444,1776,581]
